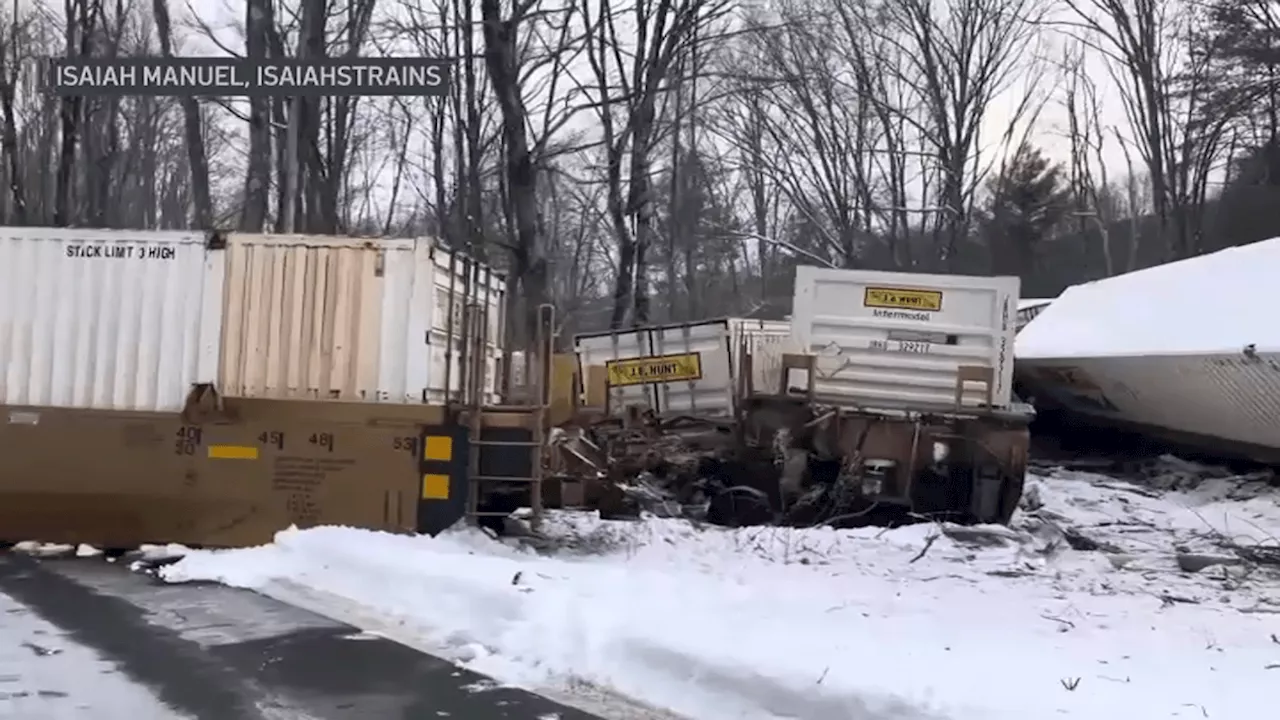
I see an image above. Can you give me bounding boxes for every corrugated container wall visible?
[427,246,505,405]
[0,227,224,412]
[221,234,504,405]
[727,318,796,393]
[790,266,1019,411]
[1015,353,1280,463]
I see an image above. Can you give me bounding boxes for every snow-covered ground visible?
[0,591,190,719]
[153,459,1280,720]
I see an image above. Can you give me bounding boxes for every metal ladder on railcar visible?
[461,304,554,531]
[464,406,546,530]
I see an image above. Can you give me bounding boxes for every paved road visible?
[0,553,603,720]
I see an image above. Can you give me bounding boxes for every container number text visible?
[174,426,202,455]
[309,432,335,452]
[393,436,417,454]
[869,339,932,354]
[258,430,285,449]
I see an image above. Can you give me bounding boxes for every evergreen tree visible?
[1197,0,1280,182]
[979,143,1071,279]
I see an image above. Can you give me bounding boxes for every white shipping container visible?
[0,227,506,413]
[1013,238,1280,462]
[575,319,736,416]
[221,233,504,405]
[573,317,796,415]
[790,266,1019,411]
[221,233,427,403]
[0,227,224,412]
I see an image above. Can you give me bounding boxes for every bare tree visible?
[55,0,95,226]
[876,0,1046,266]
[153,0,212,228]
[718,2,881,269]
[1061,0,1231,259]
[0,0,30,224]
[1060,41,1121,275]
[237,0,271,231]
[481,0,551,345]
[582,0,731,328]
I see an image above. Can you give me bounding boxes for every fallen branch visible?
[1040,613,1076,630]
[909,533,940,564]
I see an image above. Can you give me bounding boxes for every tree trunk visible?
[153,0,212,229]
[480,0,550,335]
[239,0,271,231]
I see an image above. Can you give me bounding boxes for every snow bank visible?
[158,472,1280,720]
[12,541,75,557]
[1016,237,1280,358]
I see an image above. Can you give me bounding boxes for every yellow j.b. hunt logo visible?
[863,286,944,312]
[605,352,703,387]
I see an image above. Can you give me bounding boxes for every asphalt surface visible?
[0,552,604,719]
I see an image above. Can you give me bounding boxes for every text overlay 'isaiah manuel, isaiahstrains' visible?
[43,57,451,96]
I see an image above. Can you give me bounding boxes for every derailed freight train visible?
[574,268,1032,527]
[0,227,542,549]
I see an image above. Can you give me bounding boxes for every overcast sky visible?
[172,0,1138,212]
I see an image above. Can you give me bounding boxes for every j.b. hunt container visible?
[572,316,794,416]
[0,227,505,413]
[790,266,1019,411]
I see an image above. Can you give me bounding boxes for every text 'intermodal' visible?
[43,57,451,96]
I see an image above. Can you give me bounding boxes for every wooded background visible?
[1,0,1277,348]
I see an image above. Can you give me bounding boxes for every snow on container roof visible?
[1016,237,1280,359]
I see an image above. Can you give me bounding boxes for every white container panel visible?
[650,321,736,416]
[574,319,735,416]
[422,345,502,405]
[220,233,432,403]
[424,345,461,405]
[742,333,804,395]
[727,317,791,350]
[791,266,1018,410]
[424,330,502,404]
[426,244,505,404]
[508,350,528,391]
[727,317,796,394]
[0,227,223,412]
[1016,352,1280,459]
[575,328,651,411]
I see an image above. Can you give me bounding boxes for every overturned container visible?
[1015,238,1280,464]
